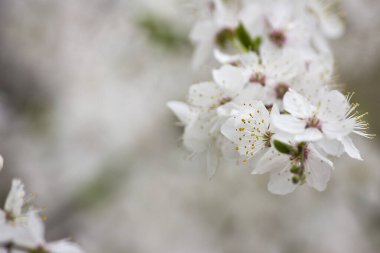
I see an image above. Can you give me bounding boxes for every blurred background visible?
[0,0,379,252]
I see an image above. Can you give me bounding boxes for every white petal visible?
[26,212,45,245]
[254,148,289,175]
[190,21,215,68]
[320,14,344,39]
[316,139,344,157]
[5,179,25,217]
[192,42,213,69]
[221,117,239,143]
[322,119,355,139]
[47,240,84,253]
[283,89,314,118]
[183,115,214,153]
[270,103,280,117]
[272,114,306,134]
[340,136,362,160]
[220,137,239,160]
[216,102,237,118]
[212,65,246,95]
[294,128,323,142]
[319,90,349,121]
[190,20,214,42]
[167,101,194,125]
[268,166,298,195]
[0,217,12,243]
[213,49,240,64]
[188,82,222,108]
[305,146,333,191]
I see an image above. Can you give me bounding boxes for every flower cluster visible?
[0,162,84,253]
[168,0,373,194]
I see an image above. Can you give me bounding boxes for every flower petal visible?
[322,118,355,139]
[188,82,222,108]
[294,128,323,142]
[319,90,350,121]
[254,148,289,175]
[213,49,240,64]
[213,65,246,95]
[305,146,333,191]
[272,114,306,134]
[4,179,25,217]
[340,136,362,160]
[283,89,314,118]
[25,212,45,245]
[221,117,239,143]
[268,166,298,195]
[316,139,344,157]
[167,101,194,125]
[183,115,214,153]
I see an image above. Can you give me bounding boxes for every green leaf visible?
[236,22,252,51]
[273,140,295,155]
[235,22,262,53]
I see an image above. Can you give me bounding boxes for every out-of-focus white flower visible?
[214,46,328,108]
[241,0,311,49]
[168,64,254,176]
[0,179,84,253]
[4,179,26,222]
[11,212,84,253]
[307,0,345,39]
[190,0,239,68]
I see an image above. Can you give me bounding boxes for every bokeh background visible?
[0,0,379,252]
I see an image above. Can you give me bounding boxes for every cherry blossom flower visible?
[0,179,84,253]
[272,89,371,160]
[190,0,239,68]
[169,0,372,195]
[221,101,278,163]
[254,140,333,195]
[10,212,83,253]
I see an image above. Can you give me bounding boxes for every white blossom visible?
[169,0,371,194]
[0,178,84,253]
[255,140,333,195]
[272,89,370,160]
[190,0,239,68]
[221,101,278,163]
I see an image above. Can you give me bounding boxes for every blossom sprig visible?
[0,167,84,253]
[168,0,373,194]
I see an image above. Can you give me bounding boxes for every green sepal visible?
[273,140,296,155]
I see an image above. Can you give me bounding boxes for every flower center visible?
[249,72,266,86]
[269,29,286,47]
[215,28,235,48]
[275,83,289,100]
[219,96,232,105]
[5,210,15,222]
[306,116,321,130]
[263,131,273,147]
